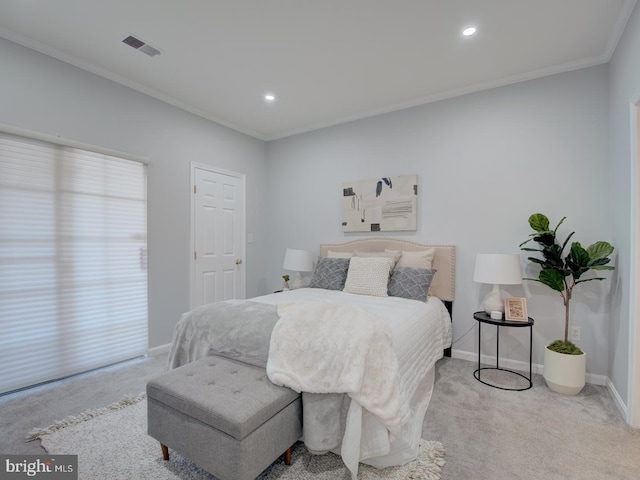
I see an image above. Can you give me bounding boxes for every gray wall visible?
[608,2,640,412]
[266,64,613,377]
[0,38,270,349]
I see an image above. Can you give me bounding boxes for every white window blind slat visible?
[0,132,148,395]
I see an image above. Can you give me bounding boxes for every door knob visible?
[235,259,243,265]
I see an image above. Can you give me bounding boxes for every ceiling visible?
[0,0,636,140]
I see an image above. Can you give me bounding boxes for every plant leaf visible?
[587,241,614,261]
[552,216,567,235]
[569,242,589,266]
[541,244,564,268]
[533,232,556,247]
[560,231,575,255]
[566,242,590,280]
[528,213,549,233]
[539,269,565,292]
[589,258,611,267]
[527,257,546,266]
[575,277,606,285]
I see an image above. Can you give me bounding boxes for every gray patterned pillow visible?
[308,257,351,290]
[387,267,437,301]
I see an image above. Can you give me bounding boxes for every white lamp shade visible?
[473,253,522,285]
[283,248,314,272]
[474,253,522,313]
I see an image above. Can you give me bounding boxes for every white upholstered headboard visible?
[319,238,455,302]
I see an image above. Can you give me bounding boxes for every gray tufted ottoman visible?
[147,356,302,480]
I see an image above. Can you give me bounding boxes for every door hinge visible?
[194,251,197,260]
[194,184,197,194]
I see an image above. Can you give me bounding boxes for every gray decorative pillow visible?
[387,267,437,301]
[308,257,351,290]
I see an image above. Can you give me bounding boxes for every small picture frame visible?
[504,297,528,321]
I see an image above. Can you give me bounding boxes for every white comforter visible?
[267,300,405,436]
[254,288,452,478]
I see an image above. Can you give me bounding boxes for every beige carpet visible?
[29,394,445,480]
[424,358,640,480]
[6,356,640,479]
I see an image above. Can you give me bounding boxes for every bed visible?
[168,238,454,478]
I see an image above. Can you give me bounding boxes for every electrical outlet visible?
[569,326,581,342]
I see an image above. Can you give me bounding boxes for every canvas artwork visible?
[342,174,417,232]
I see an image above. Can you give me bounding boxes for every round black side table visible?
[473,311,534,391]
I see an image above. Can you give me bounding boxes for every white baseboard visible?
[451,349,543,376]
[586,372,608,386]
[451,348,607,386]
[607,378,629,421]
[147,343,171,357]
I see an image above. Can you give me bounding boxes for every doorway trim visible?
[629,94,640,428]
[189,161,246,309]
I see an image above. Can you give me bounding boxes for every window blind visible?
[0,132,148,395]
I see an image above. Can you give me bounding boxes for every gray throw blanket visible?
[167,300,348,452]
[168,300,280,369]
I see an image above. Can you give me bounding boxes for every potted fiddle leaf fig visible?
[520,213,614,395]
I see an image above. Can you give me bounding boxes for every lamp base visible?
[483,284,504,314]
[291,272,306,289]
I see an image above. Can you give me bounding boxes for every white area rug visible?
[28,394,445,480]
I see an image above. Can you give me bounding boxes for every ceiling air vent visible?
[122,35,161,57]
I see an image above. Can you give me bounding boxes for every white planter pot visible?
[543,346,586,395]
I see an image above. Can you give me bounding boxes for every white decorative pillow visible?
[327,250,354,258]
[386,248,436,269]
[343,256,393,297]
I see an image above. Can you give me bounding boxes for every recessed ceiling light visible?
[462,26,477,37]
[264,94,275,102]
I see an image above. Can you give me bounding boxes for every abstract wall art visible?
[341,174,417,232]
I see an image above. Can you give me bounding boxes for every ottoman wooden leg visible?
[284,446,292,465]
[161,443,170,460]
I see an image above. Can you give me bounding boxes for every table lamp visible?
[283,248,314,289]
[473,253,522,314]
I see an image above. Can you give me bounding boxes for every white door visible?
[191,165,245,308]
